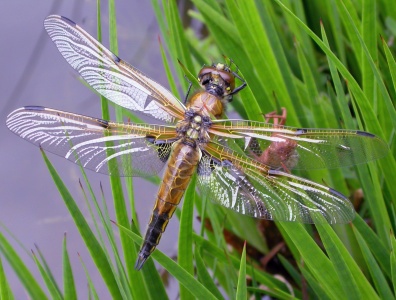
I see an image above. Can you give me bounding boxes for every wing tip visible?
[44,15,77,33]
[328,187,355,223]
[44,14,76,25]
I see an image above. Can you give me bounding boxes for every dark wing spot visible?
[295,128,307,135]
[96,119,109,128]
[60,15,77,26]
[24,106,45,111]
[356,130,375,138]
[329,188,348,200]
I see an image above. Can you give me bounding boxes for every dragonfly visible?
[6,15,389,270]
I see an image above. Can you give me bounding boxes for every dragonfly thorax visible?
[186,91,224,118]
[176,108,212,142]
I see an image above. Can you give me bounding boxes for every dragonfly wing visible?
[44,15,186,124]
[6,106,178,177]
[210,120,389,170]
[197,142,355,224]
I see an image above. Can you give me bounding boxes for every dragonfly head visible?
[198,63,236,98]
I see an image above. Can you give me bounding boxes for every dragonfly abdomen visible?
[135,139,201,270]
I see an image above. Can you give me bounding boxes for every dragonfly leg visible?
[183,76,192,104]
[264,107,287,126]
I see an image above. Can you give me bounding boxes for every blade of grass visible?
[194,234,294,297]
[354,226,394,299]
[191,0,265,122]
[316,224,379,299]
[106,2,137,284]
[62,235,77,300]
[178,175,196,299]
[40,150,122,299]
[299,265,331,300]
[195,246,225,300]
[278,254,302,289]
[391,234,396,294]
[277,223,344,299]
[0,256,12,300]
[33,244,62,296]
[0,232,47,299]
[225,0,295,119]
[352,216,391,277]
[274,0,394,239]
[236,242,247,299]
[361,0,377,99]
[116,224,218,299]
[79,254,100,300]
[32,250,62,300]
[381,37,396,110]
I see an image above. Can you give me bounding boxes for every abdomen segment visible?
[135,139,200,270]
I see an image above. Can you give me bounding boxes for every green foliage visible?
[1,0,395,299]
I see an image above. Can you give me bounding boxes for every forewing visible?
[6,106,178,177]
[210,120,389,170]
[197,142,355,224]
[44,15,185,123]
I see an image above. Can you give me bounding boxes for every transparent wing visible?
[6,106,178,177]
[209,119,389,170]
[197,142,355,224]
[44,15,186,124]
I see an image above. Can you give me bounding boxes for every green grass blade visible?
[236,242,247,299]
[295,39,326,128]
[278,254,302,289]
[33,244,62,296]
[40,150,122,299]
[159,37,182,99]
[382,36,396,95]
[361,0,377,99]
[116,224,218,299]
[299,266,330,300]
[352,216,391,277]
[194,234,294,296]
[195,247,225,300]
[32,251,62,300]
[191,0,265,122]
[225,0,287,105]
[0,257,13,300]
[106,4,137,284]
[337,0,396,130]
[80,174,139,298]
[391,234,396,294]
[79,254,100,300]
[0,232,47,299]
[316,224,379,299]
[278,223,343,299]
[354,227,394,299]
[62,235,77,300]
[320,21,352,128]
[178,175,195,299]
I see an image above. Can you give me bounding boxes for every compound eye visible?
[218,69,235,92]
[198,66,216,78]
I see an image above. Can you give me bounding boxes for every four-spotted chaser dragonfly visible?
[6,15,389,270]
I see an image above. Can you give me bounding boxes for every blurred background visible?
[0,1,180,297]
